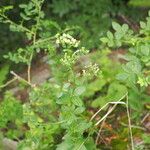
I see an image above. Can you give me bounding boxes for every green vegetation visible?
[0,0,149,150]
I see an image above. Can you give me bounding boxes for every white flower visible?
[83,63,100,77]
[56,33,80,47]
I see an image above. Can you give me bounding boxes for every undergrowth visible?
[0,0,149,150]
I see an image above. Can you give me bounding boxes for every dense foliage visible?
[0,0,150,150]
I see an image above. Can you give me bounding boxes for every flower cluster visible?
[56,33,80,48]
[82,63,101,77]
[61,53,75,67]
[61,47,89,68]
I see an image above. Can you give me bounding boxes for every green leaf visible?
[74,107,85,114]
[20,13,30,20]
[107,31,113,39]
[56,139,73,150]
[122,24,129,33]
[92,83,127,108]
[19,4,27,8]
[112,22,121,31]
[0,64,9,86]
[140,21,146,29]
[140,45,149,56]
[123,60,141,74]
[106,82,127,101]
[63,83,71,89]
[116,73,129,81]
[57,93,70,105]
[129,48,136,54]
[92,96,107,108]
[100,37,108,43]
[74,86,85,96]
[115,32,123,40]
[2,6,13,12]
[129,90,143,111]
[72,97,83,106]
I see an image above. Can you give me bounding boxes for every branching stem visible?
[10,71,35,88]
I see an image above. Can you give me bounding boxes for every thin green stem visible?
[0,14,34,34]
[0,77,17,89]
[126,94,134,150]
[27,1,44,83]
[10,71,35,88]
